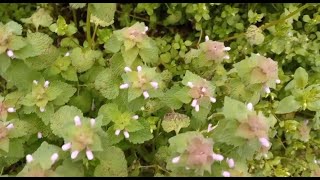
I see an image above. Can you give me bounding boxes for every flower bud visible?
[86,149,94,160]
[51,153,59,164]
[62,142,72,151]
[7,107,16,113]
[124,67,132,72]
[115,129,121,136]
[6,123,14,130]
[143,91,149,99]
[222,171,231,177]
[123,131,130,139]
[26,154,33,163]
[120,83,129,89]
[71,150,79,159]
[172,156,180,164]
[74,116,81,126]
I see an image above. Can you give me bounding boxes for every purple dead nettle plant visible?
[172,135,224,172]
[61,116,97,160]
[120,65,159,99]
[202,36,231,62]
[186,79,216,112]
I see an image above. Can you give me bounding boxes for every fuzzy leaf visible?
[275,95,301,114]
[94,146,128,177]
[94,68,120,99]
[89,3,116,27]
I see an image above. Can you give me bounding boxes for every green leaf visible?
[8,36,27,50]
[222,96,248,121]
[94,68,120,99]
[174,87,192,104]
[52,81,77,106]
[128,120,153,144]
[69,89,92,113]
[24,45,59,70]
[275,95,301,114]
[162,112,190,134]
[35,103,54,125]
[89,3,116,27]
[104,35,122,53]
[0,138,9,153]
[5,21,23,35]
[32,141,61,170]
[21,8,53,30]
[2,60,42,91]
[294,67,308,89]
[71,47,102,73]
[160,85,184,110]
[55,159,84,176]
[0,53,11,75]
[94,146,128,177]
[50,105,83,138]
[121,47,139,66]
[128,88,142,102]
[109,53,126,77]
[98,103,122,126]
[61,66,78,82]
[139,41,159,65]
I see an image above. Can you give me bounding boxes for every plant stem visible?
[91,24,98,49]
[86,5,92,48]
[197,28,203,48]
[72,9,77,27]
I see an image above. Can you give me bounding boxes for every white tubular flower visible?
[44,81,50,88]
[6,123,14,130]
[246,103,253,111]
[275,79,281,84]
[26,154,33,163]
[65,52,70,57]
[7,107,16,113]
[223,47,231,51]
[259,137,270,148]
[62,142,72,151]
[195,104,200,112]
[222,171,231,177]
[51,153,59,164]
[226,158,235,168]
[185,166,190,170]
[210,97,216,103]
[224,55,230,60]
[40,107,45,112]
[7,50,14,58]
[74,116,81,126]
[191,99,198,107]
[132,115,139,120]
[115,129,121,136]
[33,80,38,85]
[37,132,42,139]
[71,150,79,159]
[150,81,159,89]
[172,156,180,164]
[120,83,129,89]
[201,87,207,93]
[264,86,271,94]
[137,66,142,72]
[205,35,209,42]
[86,149,94,160]
[187,82,194,88]
[212,153,224,161]
[90,118,96,127]
[124,67,132,72]
[207,123,214,132]
[143,91,149,99]
[144,26,149,32]
[123,131,130,139]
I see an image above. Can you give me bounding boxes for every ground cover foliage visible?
[0,3,320,177]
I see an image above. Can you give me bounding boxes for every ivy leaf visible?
[275,95,301,114]
[94,146,128,177]
[94,68,120,99]
[89,3,116,27]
